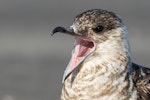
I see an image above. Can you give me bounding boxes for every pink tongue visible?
[69,41,93,70]
[78,44,89,57]
[63,39,94,81]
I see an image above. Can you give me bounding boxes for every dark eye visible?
[93,26,104,33]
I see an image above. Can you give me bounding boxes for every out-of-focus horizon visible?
[0,0,150,100]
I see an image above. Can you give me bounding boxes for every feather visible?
[52,9,150,100]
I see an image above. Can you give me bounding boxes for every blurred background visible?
[0,0,150,100]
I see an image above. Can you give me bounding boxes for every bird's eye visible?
[93,26,104,33]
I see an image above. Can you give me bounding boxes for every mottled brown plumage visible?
[52,9,150,100]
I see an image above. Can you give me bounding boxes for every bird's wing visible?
[131,63,150,100]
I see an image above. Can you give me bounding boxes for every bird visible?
[52,9,150,100]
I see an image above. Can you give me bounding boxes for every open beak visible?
[52,26,95,82]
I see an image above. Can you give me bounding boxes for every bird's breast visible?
[61,60,137,100]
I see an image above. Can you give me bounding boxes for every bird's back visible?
[131,63,150,100]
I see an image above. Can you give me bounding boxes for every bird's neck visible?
[88,27,132,73]
[80,28,137,98]
[88,27,132,79]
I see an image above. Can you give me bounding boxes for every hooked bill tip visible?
[51,26,67,36]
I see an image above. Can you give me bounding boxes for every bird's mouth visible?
[69,37,94,73]
[52,26,95,82]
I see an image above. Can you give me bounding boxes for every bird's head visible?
[52,9,129,82]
